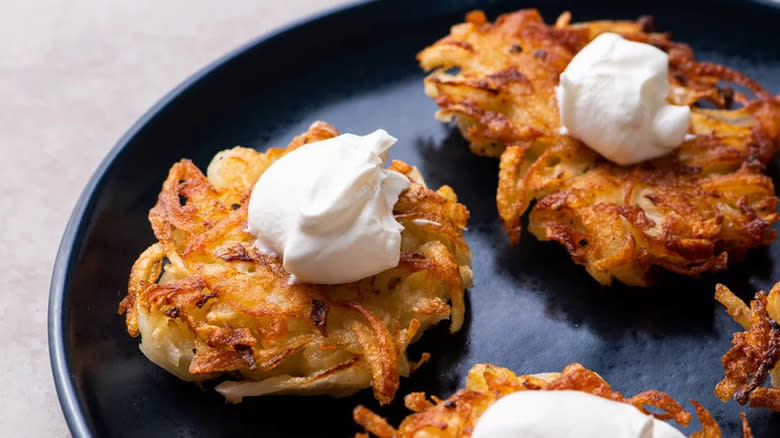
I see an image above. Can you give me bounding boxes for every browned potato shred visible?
[418,9,780,286]
[354,363,748,437]
[715,282,780,411]
[119,121,473,404]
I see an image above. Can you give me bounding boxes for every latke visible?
[715,282,780,411]
[119,121,473,404]
[418,9,780,286]
[354,362,747,437]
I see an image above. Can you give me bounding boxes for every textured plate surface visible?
[50,0,780,436]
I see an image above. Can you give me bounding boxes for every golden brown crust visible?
[354,363,740,437]
[715,282,780,411]
[119,121,473,404]
[740,412,754,438]
[419,9,780,286]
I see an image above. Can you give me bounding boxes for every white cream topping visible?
[247,129,410,284]
[555,32,690,165]
[471,390,685,438]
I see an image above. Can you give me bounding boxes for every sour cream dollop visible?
[555,32,690,165]
[247,129,410,284]
[471,390,685,438]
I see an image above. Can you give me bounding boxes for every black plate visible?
[49,0,780,436]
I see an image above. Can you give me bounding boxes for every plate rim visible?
[46,1,378,436]
[47,0,780,436]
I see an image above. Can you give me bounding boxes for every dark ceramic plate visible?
[49,0,780,436]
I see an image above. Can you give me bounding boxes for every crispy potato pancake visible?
[119,121,473,404]
[418,9,780,286]
[715,283,780,411]
[354,362,749,438]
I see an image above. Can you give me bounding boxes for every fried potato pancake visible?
[418,9,780,286]
[354,362,749,438]
[715,283,780,411]
[119,121,473,404]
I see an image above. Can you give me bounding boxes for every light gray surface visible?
[0,1,352,435]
